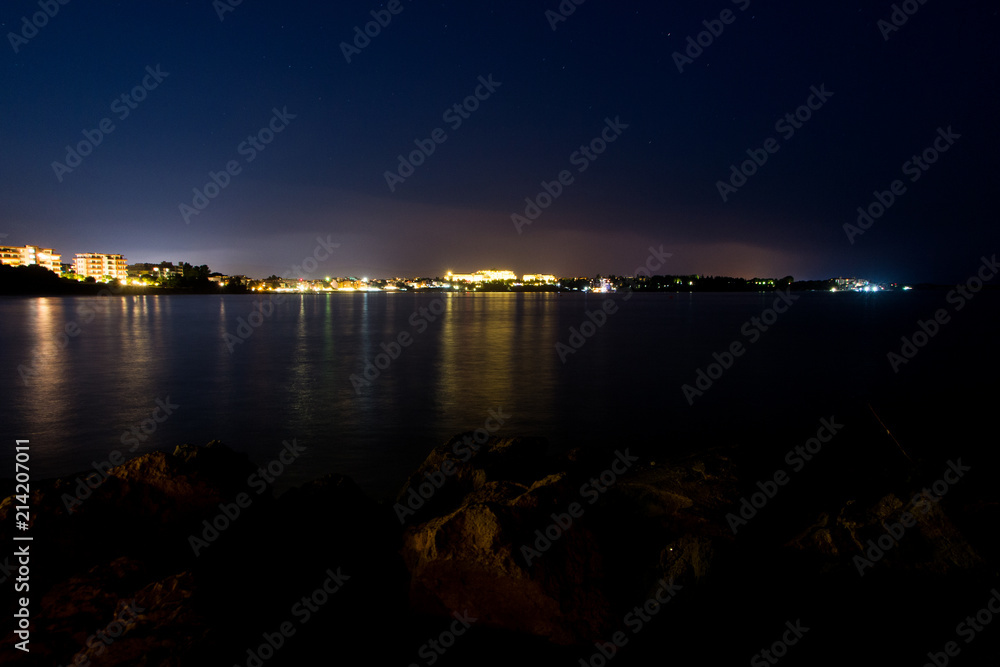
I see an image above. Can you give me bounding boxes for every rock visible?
[0,442,259,665]
[404,473,612,644]
[395,433,555,524]
[67,571,205,667]
[785,492,984,574]
[0,440,256,547]
[657,535,717,583]
[400,438,740,645]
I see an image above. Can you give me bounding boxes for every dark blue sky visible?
[1,0,997,282]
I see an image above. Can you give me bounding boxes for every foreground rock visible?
[0,436,994,665]
[0,442,406,666]
[785,491,984,575]
[0,441,255,664]
[398,435,741,644]
[397,435,994,659]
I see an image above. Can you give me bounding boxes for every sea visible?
[1,290,997,501]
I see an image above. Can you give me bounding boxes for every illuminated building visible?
[129,262,177,283]
[0,245,62,273]
[446,268,517,283]
[479,269,517,281]
[74,252,128,281]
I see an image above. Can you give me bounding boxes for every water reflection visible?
[436,293,559,431]
[2,291,994,501]
[17,299,74,453]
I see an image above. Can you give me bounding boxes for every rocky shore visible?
[1,436,997,665]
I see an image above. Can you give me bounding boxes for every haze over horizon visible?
[2,1,996,283]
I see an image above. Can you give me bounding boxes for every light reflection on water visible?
[1,291,996,500]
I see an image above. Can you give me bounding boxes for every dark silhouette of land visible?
[1,263,985,296]
[0,265,249,296]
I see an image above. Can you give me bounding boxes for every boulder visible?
[786,492,984,574]
[400,437,740,644]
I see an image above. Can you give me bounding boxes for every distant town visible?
[0,242,914,294]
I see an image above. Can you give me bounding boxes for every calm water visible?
[1,291,997,499]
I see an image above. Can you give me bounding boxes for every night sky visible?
[1,0,997,282]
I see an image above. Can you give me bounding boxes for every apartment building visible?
[0,245,62,273]
[74,252,128,281]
